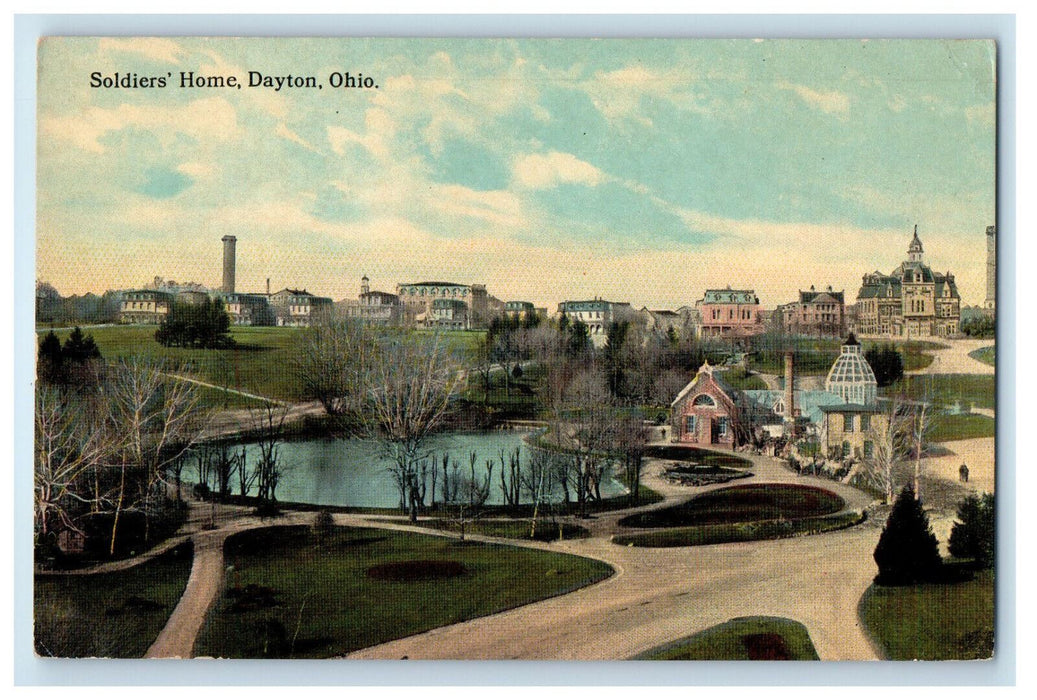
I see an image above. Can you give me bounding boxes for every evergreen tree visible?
[155,298,234,349]
[37,331,64,384]
[865,343,905,387]
[949,492,995,568]
[62,326,101,363]
[873,484,943,585]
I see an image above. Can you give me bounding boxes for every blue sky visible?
[37,38,996,308]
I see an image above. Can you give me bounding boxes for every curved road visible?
[137,447,882,660]
[348,450,882,660]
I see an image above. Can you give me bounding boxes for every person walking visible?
[959,463,969,483]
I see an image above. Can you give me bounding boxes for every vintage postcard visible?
[33,37,997,662]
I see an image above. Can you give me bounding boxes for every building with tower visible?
[854,226,961,337]
[342,275,403,325]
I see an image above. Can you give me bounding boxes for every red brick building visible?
[670,362,744,447]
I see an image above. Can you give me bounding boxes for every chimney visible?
[221,235,237,294]
[266,277,270,296]
[784,352,795,430]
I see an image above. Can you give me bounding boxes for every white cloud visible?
[177,161,216,180]
[778,81,851,116]
[98,38,184,64]
[40,97,239,153]
[580,64,701,126]
[512,151,603,190]
[276,123,322,155]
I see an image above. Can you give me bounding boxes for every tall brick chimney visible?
[784,352,795,431]
[221,235,237,294]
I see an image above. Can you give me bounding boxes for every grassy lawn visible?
[194,525,613,658]
[634,616,820,660]
[612,511,864,548]
[929,413,996,442]
[423,518,590,541]
[37,325,489,406]
[39,325,304,402]
[749,337,940,376]
[643,445,753,470]
[34,542,193,658]
[720,366,768,390]
[618,484,844,529]
[969,346,996,367]
[859,568,994,660]
[888,374,996,411]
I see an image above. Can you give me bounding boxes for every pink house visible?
[670,362,744,447]
[696,287,764,338]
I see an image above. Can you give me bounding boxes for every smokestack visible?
[784,352,795,430]
[221,235,236,294]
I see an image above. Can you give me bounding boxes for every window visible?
[685,415,696,434]
[864,441,874,459]
[860,414,871,431]
[842,441,851,458]
[717,417,728,436]
[843,414,854,432]
[692,394,716,407]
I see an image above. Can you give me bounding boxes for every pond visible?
[183,430,626,508]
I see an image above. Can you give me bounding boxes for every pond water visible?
[183,430,626,508]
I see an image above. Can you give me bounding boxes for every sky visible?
[36,38,997,309]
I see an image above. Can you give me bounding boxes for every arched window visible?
[692,394,716,407]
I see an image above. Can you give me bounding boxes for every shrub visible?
[949,493,995,568]
[311,510,334,547]
[873,485,943,585]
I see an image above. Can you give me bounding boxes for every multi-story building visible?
[270,288,333,327]
[119,290,173,324]
[395,281,503,327]
[503,300,546,323]
[221,293,273,326]
[557,298,634,346]
[427,298,470,330]
[342,275,403,325]
[855,227,960,337]
[778,286,846,337]
[695,287,764,339]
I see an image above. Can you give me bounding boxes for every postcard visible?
[33,37,997,662]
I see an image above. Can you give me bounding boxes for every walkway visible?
[79,445,882,660]
[145,503,312,658]
[347,449,882,660]
[901,338,994,376]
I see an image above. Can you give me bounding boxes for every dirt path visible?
[83,445,881,660]
[144,505,314,658]
[903,338,994,376]
[348,449,882,661]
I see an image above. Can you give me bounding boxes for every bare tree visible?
[362,332,462,522]
[864,397,910,504]
[559,369,616,518]
[250,400,291,507]
[520,444,563,540]
[34,387,109,544]
[290,321,372,416]
[449,469,492,541]
[104,357,207,555]
[614,414,649,506]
